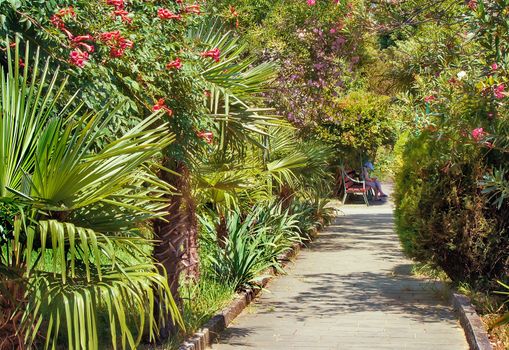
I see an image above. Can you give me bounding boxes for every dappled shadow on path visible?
[214,327,255,347]
[254,210,455,325]
[257,269,453,325]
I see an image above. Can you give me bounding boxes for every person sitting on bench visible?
[362,161,388,201]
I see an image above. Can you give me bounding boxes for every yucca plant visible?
[199,210,270,290]
[0,41,181,349]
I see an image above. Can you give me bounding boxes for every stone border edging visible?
[451,293,493,350]
[177,242,302,350]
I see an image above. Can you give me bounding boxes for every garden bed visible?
[176,242,303,350]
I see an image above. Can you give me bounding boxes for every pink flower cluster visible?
[424,95,436,103]
[158,8,182,20]
[106,0,124,10]
[197,131,214,144]
[471,127,486,141]
[166,58,182,70]
[69,49,89,68]
[98,31,134,58]
[152,98,173,116]
[201,48,221,62]
[494,84,505,99]
[50,7,95,68]
[112,9,132,23]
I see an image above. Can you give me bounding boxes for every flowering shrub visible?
[0,0,215,150]
[391,0,509,288]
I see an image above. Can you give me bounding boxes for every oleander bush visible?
[391,1,509,290]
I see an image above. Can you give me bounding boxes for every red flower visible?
[197,131,214,144]
[158,8,181,20]
[56,7,76,17]
[185,4,201,14]
[471,127,486,141]
[68,34,94,53]
[106,0,124,10]
[19,58,25,68]
[99,31,133,58]
[69,49,89,68]
[201,48,220,62]
[166,58,182,70]
[494,84,505,99]
[467,0,477,10]
[99,31,121,42]
[230,6,239,27]
[424,95,436,103]
[112,10,132,23]
[50,14,65,29]
[152,99,173,116]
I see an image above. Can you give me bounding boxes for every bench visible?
[341,167,369,206]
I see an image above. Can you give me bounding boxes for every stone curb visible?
[177,242,302,350]
[451,293,493,350]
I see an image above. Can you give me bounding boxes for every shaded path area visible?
[211,197,469,349]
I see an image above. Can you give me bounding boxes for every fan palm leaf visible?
[1,39,181,349]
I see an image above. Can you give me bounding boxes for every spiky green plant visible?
[0,40,181,350]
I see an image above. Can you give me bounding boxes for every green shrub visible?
[199,202,303,290]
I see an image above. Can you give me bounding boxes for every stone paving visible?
[210,193,469,350]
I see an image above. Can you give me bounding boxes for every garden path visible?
[210,189,469,350]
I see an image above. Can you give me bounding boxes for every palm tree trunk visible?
[153,158,186,339]
[216,212,228,249]
[152,158,202,339]
[279,184,295,212]
[182,166,200,280]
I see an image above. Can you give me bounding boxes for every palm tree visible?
[0,41,181,349]
[151,20,279,337]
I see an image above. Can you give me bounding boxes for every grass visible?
[411,262,450,282]
[163,274,237,350]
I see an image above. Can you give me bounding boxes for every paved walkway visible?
[211,195,469,349]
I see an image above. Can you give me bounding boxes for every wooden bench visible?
[341,167,369,206]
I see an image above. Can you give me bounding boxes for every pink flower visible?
[69,49,89,68]
[152,98,173,116]
[467,0,477,10]
[106,0,124,10]
[185,4,201,14]
[494,84,505,99]
[484,141,494,149]
[56,7,76,17]
[197,131,214,144]
[112,10,132,23]
[158,8,181,20]
[98,31,133,58]
[166,58,182,70]
[50,15,65,29]
[307,0,316,5]
[201,48,221,62]
[471,127,486,141]
[424,95,436,103]
[330,28,337,34]
[491,63,498,71]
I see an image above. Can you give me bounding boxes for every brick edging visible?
[178,242,302,350]
[451,293,493,350]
